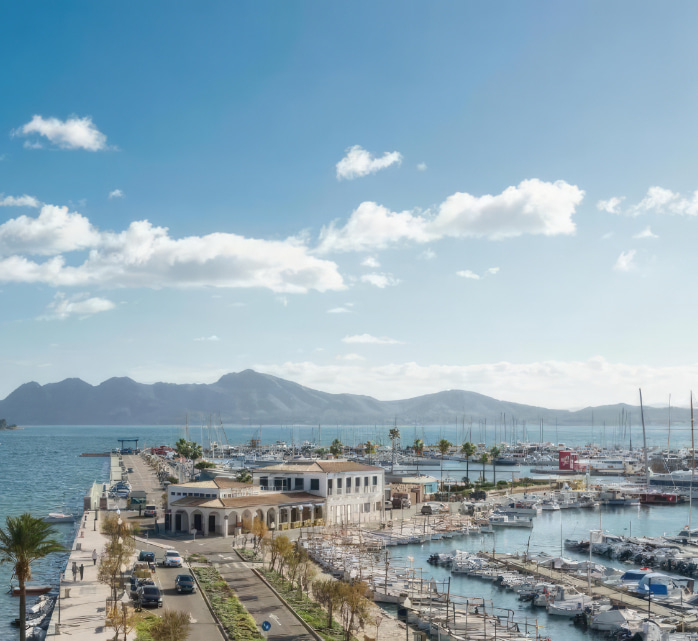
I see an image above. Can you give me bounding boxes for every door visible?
[194,513,202,532]
[208,514,216,534]
[175,513,182,531]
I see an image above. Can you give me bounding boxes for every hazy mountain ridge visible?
[0,369,681,426]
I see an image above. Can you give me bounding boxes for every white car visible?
[163,550,183,567]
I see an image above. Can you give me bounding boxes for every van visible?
[421,505,433,515]
[144,505,157,517]
[392,494,411,509]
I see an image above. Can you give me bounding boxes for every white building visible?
[166,459,385,537]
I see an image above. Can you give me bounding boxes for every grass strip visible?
[193,566,263,641]
[261,569,345,641]
[134,614,159,640]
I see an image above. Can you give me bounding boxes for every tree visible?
[489,446,501,485]
[313,579,344,630]
[437,439,452,491]
[188,442,202,463]
[235,469,252,484]
[461,442,476,484]
[99,512,138,602]
[413,438,424,456]
[478,452,490,484]
[174,438,191,459]
[329,439,343,457]
[194,461,215,470]
[269,534,292,572]
[0,514,63,641]
[364,441,377,465]
[150,609,191,641]
[338,581,372,641]
[388,427,400,472]
[106,602,141,641]
[251,517,268,551]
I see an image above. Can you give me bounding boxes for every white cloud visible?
[0,204,100,256]
[317,179,584,253]
[361,256,380,268]
[601,186,698,217]
[633,226,658,239]
[336,145,402,180]
[108,189,124,199]
[360,272,400,288]
[14,115,109,151]
[23,141,43,150]
[336,353,365,361]
[0,194,40,208]
[341,333,403,345]
[614,249,636,272]
[194,335,220,342]
[0,209,344,294]
[597,196,625,214]
[417,162,427,171]
[457,267,499,280]
[41,292,115,320]
[419,248,436,260]
[255,356,698,407]
[601,232,614,240]
[327,306,352,314]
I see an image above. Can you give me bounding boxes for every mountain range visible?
[0,369,680,427]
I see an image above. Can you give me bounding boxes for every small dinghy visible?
[43,512,75,523]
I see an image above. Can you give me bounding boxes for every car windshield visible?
[143,587,159,595]
[166,551,180,557]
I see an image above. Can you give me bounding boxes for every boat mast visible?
[690,392,694,533]
[639,389,648,487]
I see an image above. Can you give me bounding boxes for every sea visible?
[0,423,693,640]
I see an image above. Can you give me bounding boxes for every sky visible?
[2,2,698,409]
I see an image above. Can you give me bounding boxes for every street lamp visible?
[94,509,98,531]
[269,521,276,542]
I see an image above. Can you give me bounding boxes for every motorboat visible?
[590,607,645,632]
[489,513,533,528]
[43,512,75,523]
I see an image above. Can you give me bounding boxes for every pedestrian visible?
[79,564,84,580]
[92,549,98,565]
[71,562,77,582]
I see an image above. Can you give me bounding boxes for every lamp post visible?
[94,508,98,531]
[269,521,276,542]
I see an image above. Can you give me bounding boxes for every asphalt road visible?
[135,542,223,641]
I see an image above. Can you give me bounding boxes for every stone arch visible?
[175,510,189,533]
[207,511,217,535]
[191,510,204,533]
[266,508,277,529]
[227,511,239,535]
[241,509,254,532]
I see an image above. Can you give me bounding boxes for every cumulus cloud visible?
[336,145,402,180]
[361,256,380,268]
[255,356,697,407]
[14,115,109,151]
[633,226,658,239]
[341,333,403,345]
[614,249,636,272]
[108,189,124,199]
[360,272,399,288]
[317,179,584,253]
[0,194,40,208]
[456,267,499,280]
[41,292,115,320]
[194,335,220,342]
[0,207,344,293]
[336,353,365,361]
[600,186,698,217]
[0,205,100,256]
[417,162,428,171]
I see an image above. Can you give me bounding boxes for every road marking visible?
[269,614,281,625]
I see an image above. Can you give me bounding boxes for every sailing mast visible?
[639,389,648,487]
[690,393,694,533]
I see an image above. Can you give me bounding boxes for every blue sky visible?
[2,2,698,407]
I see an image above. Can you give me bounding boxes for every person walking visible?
[92,549,98,565]
[79,564,84,580]
[71,562,77,582]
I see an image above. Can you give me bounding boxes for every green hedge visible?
[193,566,263,641]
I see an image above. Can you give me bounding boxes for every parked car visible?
[174,574,196,593]
[138,550,155,563]
[421,504,433,515]
[392,496,411,509]
[143,505,157,518]
[136,585,163,608]
[163,550,183,567]
[384,500,393,510]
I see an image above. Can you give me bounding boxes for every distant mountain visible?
[0,369,682,426]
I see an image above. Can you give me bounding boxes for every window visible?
[355,477,361,488]
[375,501,381,512]
[294,478,304,490]
[328,479,333,496]
[337,478,343,495]
[274,478,283,490]
[372,476,378,486]
[260,476,268,488]
[364,476,369,487]
[364,502,371,513]
[310,479,319,491]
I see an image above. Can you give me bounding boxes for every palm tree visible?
[364,440,377,465]
[388,428,400,472]
[413,439,424,456]
[0,514,63,641]
[437,439,452,491]
[461,442,476,484]
[478,452,490,484]
[329,438,343,457]
[489,446,501,485]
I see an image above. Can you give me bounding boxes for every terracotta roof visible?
[213,478,253,489]
[220,492,324,509]
[255,460,383,474]
[168,478,254,490]
[169,497,224,508]
[170,480,219,489]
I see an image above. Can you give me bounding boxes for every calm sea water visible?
[0,423,692,640]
